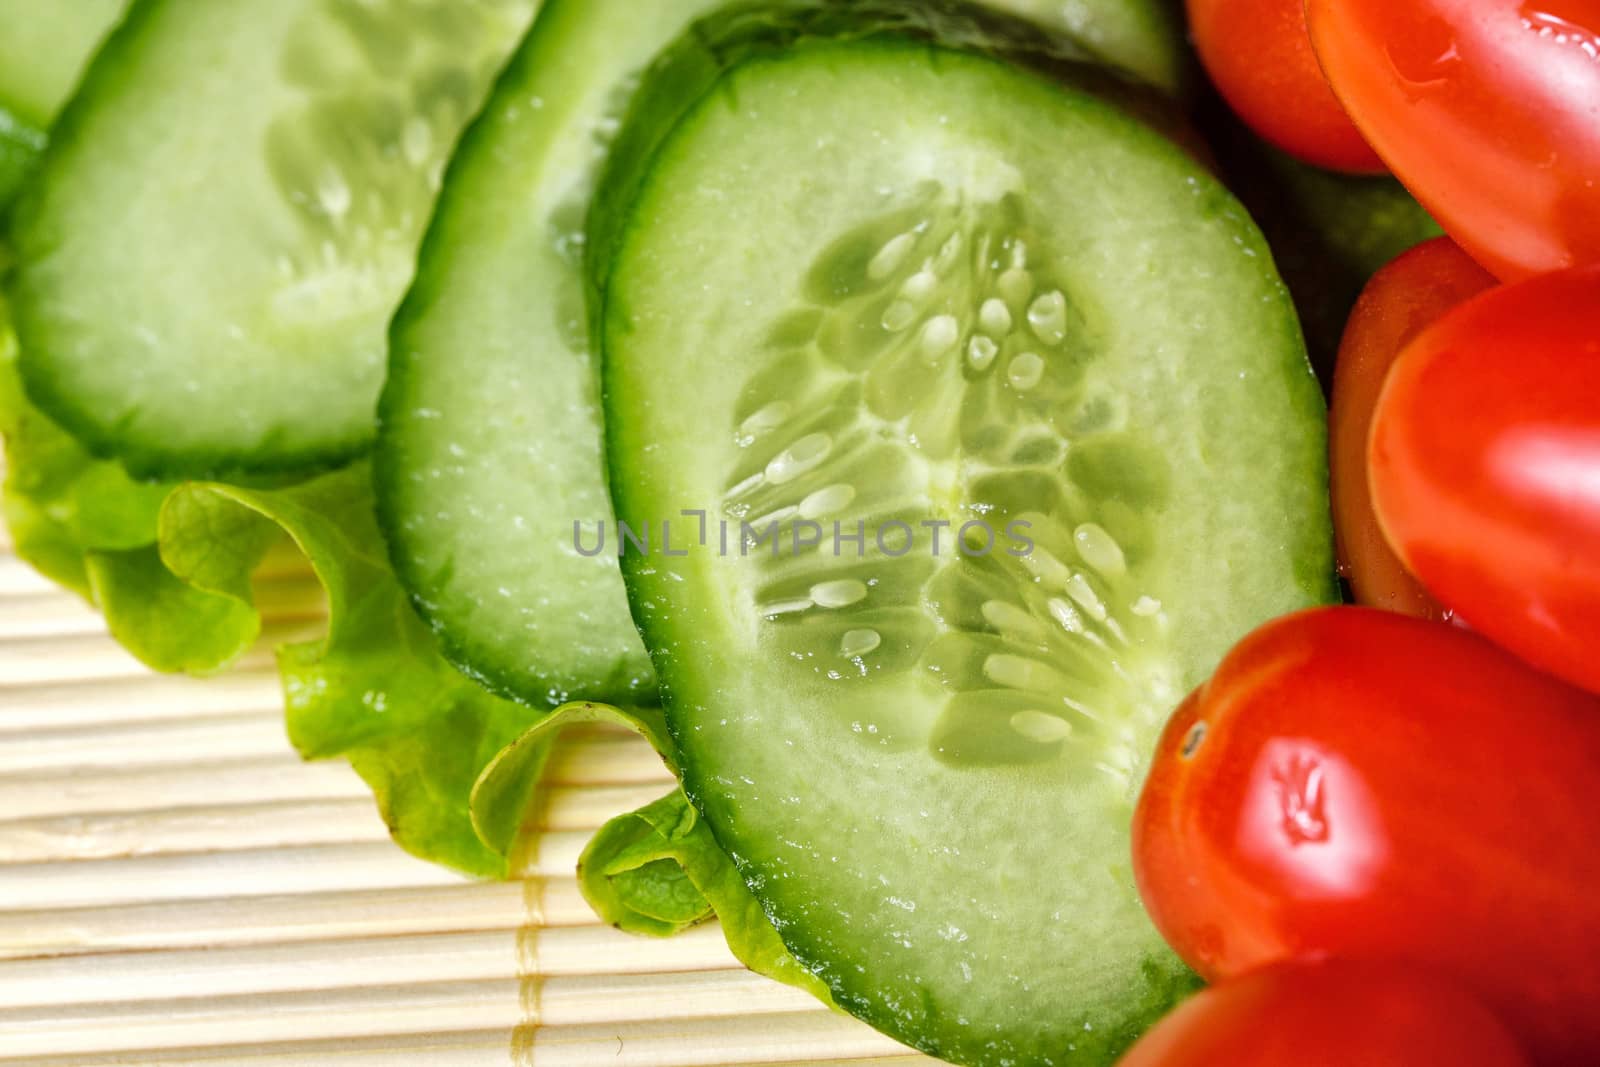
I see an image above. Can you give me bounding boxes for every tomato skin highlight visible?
[1370,266,1600,695]
[1116,959,1529,1067]
[1186,0,1384,174]
[1330,237,1494,620]
[1307,0,1600,280]
[1132,608,1600,1065]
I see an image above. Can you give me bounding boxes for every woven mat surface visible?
[0,482,934,1066]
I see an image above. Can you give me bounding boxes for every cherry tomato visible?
[1186,0,1384,173]
[1132,607,1600,1065]
[1307,0,1600,280]
[1117,959,1528,1067]
[1370,266,1600,695]
[1330,237,1494,620]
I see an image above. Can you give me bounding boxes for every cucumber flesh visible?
[0,0,128,129]
[9,0,535,479]
[379,0,726,708]
[598,6,1334,1064]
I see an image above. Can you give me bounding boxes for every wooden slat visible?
[0,710,299,774]
[0,553,57,597]
[527,1010,918,1067]
[0,621,319,687]
[2,928,528,1006]
[0,573,325,641]
[0,670,286,733]
[0,886,738,966]
[20,1030,525,1067]
[0,797,393,863]
[0,841,472,910]
[0,754,369,819]
[12,1013,919,1067]
[0,968,826,1059]
[0,829,658,910]
[0,883,541,960]
[0,744,668,823]
[0,783,663,863]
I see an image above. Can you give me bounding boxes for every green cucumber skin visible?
[378,0,732,709]
[596,4,1333,1064]
[8,0,534,482]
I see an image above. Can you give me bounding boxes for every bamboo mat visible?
[0,478,935,1064]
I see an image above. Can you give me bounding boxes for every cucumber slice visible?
[377,0,728,709]
[0,0,127,211]
[597,5,1334,1064]
[8,0,536,479]
[0,0,128,129]
[985,0,1187,92]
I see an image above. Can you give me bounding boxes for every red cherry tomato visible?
[1186,0,1384,173]
[1330,237,1495,620]
[1117,959,1528,1067]
[1370,266,1600,695]
[1307,0,1600,280]
[1132,607,1600,1065]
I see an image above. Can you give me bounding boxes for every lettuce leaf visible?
[0,304,170,596]
[472,702,836,1005]
[155,467,542,877]
[581,792,715,933]
[581,787,837,1005]
[471,699,676,861]
[88,545,263,672]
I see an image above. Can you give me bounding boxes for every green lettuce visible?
[157,468,545,877]
[473,700,837,1004]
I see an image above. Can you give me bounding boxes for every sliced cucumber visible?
[985,0,1187,92]
[0,0,127,210]
[597,4,1334,1064]
[0,0,128,129]
[377,0,728,709]
[9,0,536,479]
